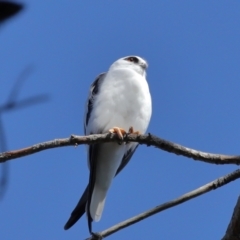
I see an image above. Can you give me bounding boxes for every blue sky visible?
[1,1,240,239]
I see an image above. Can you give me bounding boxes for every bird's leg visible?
[109,127,126,140]
[128,126,141,135]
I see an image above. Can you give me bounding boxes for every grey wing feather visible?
[64,186,88,230]
[65,73,106,230]
[84,73,106,135]
[116,145,138,174]
[86,143,101,233]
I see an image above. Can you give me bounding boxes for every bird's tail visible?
[89,184,108,222]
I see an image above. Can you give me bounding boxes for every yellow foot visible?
[128,126,141,135]
[109,127,127,140]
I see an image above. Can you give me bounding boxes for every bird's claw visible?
[109,127,141,145]
[128,126,141,135]
[109,127,126,140]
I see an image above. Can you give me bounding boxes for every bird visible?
[64,55,152,234]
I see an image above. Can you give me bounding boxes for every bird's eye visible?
[125,56,139,63]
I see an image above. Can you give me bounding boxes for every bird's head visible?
[110,56,148,76]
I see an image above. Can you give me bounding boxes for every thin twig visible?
[0,133,240,165]
[86,169,240,239]
[0,65,49,198]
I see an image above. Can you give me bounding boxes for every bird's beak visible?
[140,62,148,69]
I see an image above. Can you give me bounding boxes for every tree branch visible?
[86,169,240,240]
[0,133,240,165]
[222,196,240,240]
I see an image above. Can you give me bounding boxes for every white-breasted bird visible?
[64,56,152,233]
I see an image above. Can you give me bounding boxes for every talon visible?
[109,127,126,140]
[128,126,141,135]
[128,126,134,134]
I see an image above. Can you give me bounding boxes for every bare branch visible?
[222,196,240,240]
[0,117,8,199]
[0,94,50,112]
[1,133,240,165]
[86,169,240,240]
[6,65,34,104]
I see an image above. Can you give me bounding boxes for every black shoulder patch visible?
[85,73,106,130]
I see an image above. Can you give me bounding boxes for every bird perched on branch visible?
[64,55,152,234]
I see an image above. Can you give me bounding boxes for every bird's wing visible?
[116,145,138,175]
[86,143,100,233]
[84,72,106,135]
[64,73,105,231]
[64,146,100,231]
[64,185,88,230]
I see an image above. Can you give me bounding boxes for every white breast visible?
[87,67,152,135]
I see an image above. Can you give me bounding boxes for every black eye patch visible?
[124,56,139,64]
